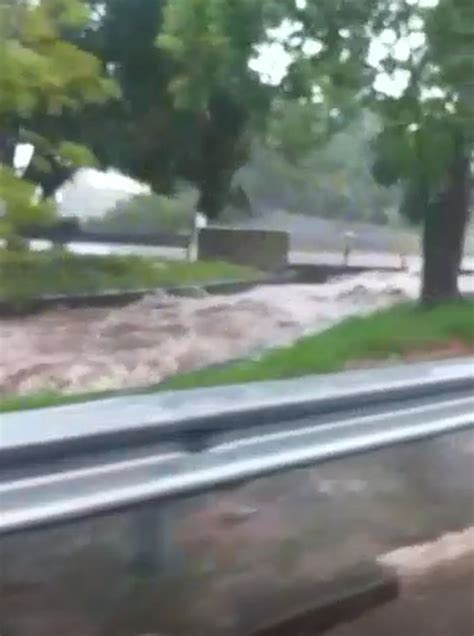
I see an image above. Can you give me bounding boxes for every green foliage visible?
[0,0,116,119]
[86,109,400,229]
[86,191,196,234]
[152,0,377,216]
[8,0,470,231]
[155,0,278,216]
[52,0,265,217]
[157,0,275,109]
[0,166,54,241]
[366,0,474,223]
[57,141,98,168]
[13,0,384,222]
[0,248,259,305]
[237,112,399,224]
[0,0,116,243]
[267,100,331,162]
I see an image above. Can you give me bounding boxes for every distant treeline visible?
[86,115,400,235]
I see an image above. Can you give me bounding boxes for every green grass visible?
[0,390,113,414]
[0,249,260,306]
[1,301,473,413]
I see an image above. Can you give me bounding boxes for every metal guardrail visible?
[21,224,190,248]
[1,358,473,534]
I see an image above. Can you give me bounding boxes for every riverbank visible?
[1,270,473,411]
[0,249,259,308]
[163,299,474,391]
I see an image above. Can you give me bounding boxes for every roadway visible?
[23,237,474,269]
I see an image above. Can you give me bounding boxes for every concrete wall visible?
[198,227,289,271]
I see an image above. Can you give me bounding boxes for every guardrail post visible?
[129,502,176,579]
[129,504,152,578]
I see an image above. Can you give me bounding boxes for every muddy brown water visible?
[2,271,473,397]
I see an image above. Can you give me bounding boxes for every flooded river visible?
[1,271,473,396]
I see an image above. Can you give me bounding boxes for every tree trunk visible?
[421,139,470,305]
[0,130,16,167]
[22,155,75,199]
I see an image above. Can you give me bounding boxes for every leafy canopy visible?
[0,0,116,242]
[366,0,473,220]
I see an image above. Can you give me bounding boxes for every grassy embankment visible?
[1,300,473,413]
[162,300,474,390]
[0,249,259,305]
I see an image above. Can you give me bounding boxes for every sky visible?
[249,15,427,96]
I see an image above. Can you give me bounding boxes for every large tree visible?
[156,0,374,218]
[32,0,374,220]
[0,0,115,244]
[26,0,376,222]
[27,0,278,220]
[369,0,473,303]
